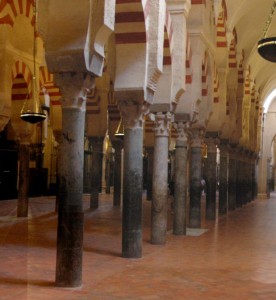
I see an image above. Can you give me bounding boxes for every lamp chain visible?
[263,0,276,38]
[33,0,37,80]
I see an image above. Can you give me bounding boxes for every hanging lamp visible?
[258,0,276,63]
[114,117,124,139]
[20,0,46,124]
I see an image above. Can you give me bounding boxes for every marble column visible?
[173,121,188,235]
[113,139,123,206]
[204,138,217,220]
[218,143,228,215]
[55,72,94,287]
[189,127,204,228]
[89,137,104,209]
[53,131,62,212]
[17,141,30,217]
[146,147,154,201]
[151,112,171,244]
[120,101,146,258]
[228,145,237,211]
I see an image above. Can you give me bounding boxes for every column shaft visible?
[113,141,122,206]
[146,147,154,201]
[89,137,104,209]
[189,145,203,228]
[219,146,228,215]
[122,127,143,258]
[17,143,30,217]
[56,107,85,287]
[173,139,188,235]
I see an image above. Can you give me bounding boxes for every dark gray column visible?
[89,136,104,209]
[151,112,171,244]
[205,138,217,220]
[218,143,228,215]
[146,147,154,201]
[54,131,62,213]
[120,102,145,258]
[228,145,237,211]
[55,72,93,288]
[113,139,123,206]
[173,121,188,235]
[17,142,30,217]
[189,127,205,228]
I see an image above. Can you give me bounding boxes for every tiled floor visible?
[1,192,276,299]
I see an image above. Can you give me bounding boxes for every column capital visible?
[166,0,191,17]
[173,121,189,147]
[119,101,149,130]
[204,138,218,154]
[188,126,205,148]
[54,72,95,110]
[151,112,172,137]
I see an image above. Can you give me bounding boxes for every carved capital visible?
[205,138,218,154]
[188,126,205,148]
[152,112,171,137]
[54,72,95,110]
[173,121,189,147]
[119,101,149,130]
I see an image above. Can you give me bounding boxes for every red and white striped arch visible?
[115,0,149,45]
[0,0,34,27]
[216,0,227,48]
[39,66,61,106]
[11,60,32,101]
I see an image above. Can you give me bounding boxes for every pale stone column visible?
[218,142,228,215]
[17,140,31,217]
[236,149,244,207]
[89,136,104,209]
[204,138,217,220]
[146,147,154,201]
[189,127,204,228]
[113,139,123,206]
[151,112,171,244]
[173,121,189,235]
[228,144,237,211]
[54,72,94,288]
[119,101,147,258]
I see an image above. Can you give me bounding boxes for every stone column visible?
[53,131,62,212]
[17,140,30,217]
[113,139,123,206]
[218,142,228,215]
[189,127,205,228]
[173,121,188,235]
[204,138,217,220]
[151,112,171,244]
[54,72,94,288]
[89,136,104,209]
[120,101,146,258]
[146,147,154,201]
[228,145,237,210]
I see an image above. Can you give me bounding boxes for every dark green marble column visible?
[89,136,104,209]
[17,142,30,217]
[189,127,204,228]
[113,139,123,206]
[218,143,228,215]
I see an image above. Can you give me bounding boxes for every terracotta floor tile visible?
[1,193,276,299]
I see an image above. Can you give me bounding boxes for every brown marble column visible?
[113,139,123,206]
[120,101,147,258]
[228,144,237,211]
[173,121,188,235]
[189,126,205,228]
[53,131,62,212]
[204,138,217,220]
[146,147,154,201]
[17,141,30,217]
[218,142,228,215]
[54,72,94,288]
[151,112,171,244]
[89,137,104,209]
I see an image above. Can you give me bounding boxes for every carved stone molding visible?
[54,73,95,110]
[153,112,171,137]
[119,101,149,130]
